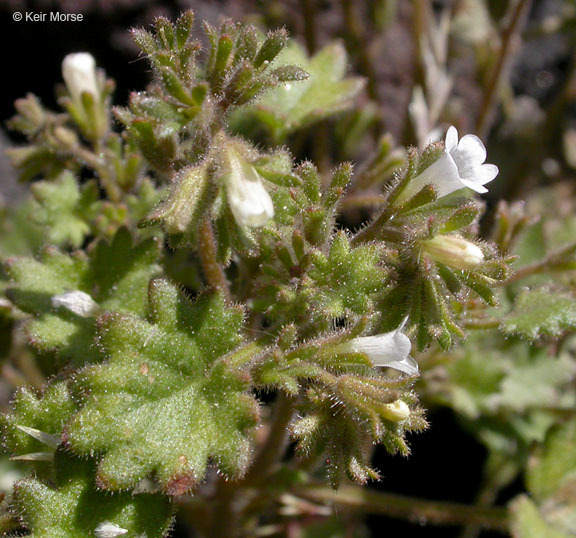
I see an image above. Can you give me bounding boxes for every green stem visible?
[197,218,232,300]
[293,484,510,532]
[475,0,532,138]
[73,145,122,203]
[207,392,295,537]
[341,193,386,210]
[504,242,576,284]
[243,392,295,486]
[463,318,500,330]
[351,211,403,245]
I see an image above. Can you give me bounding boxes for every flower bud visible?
[223,147,274,228]
[51,290,100,318]
[381,400,411,422]
[421,235,484,270]
[62,52,99,104]
[52,126,80,150]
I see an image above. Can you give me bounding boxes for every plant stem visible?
[207,392,295,537]
[504,242,576,284]
[73,145,122,203]
[299,0,317,54]
[351,209,403,245]
[340,0,379,101]
[463,318,500,330]
[475,0,532,138]
[197,218,232,300]
[293,484,510,532]
[243,392,295,486]
[341,193,386,210]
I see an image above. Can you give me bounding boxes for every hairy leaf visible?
[66,279,259,494]
[4,228,161,363]
[14,450,172,538]
[501,288,576,340]
[30,173,100,248]
[232,42,364,142]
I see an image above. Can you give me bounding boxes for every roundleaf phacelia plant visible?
[1,7,576,538]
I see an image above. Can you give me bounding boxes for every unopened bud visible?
[421,235,484,270]
[52,126,79,150]
[223,146,274,228]
[62,52,99,104]
[51,290,100,318]
[381,400,410,422]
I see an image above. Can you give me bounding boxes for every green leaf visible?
[0,198,45,259]
[66,279,259,494]
[444,334,575,421]
[30,173,100,248]
[527,419,576,501]
[258,232,386,335]
[5,228,161,363]
[501,288,576,340]
[510,496,571,538]
[1,382,76,469]
[14,450,172,538]
[232,42,364,141]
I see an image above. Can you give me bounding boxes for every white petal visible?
[11,452,54,462]
[460,163,499,186]
[225,152,275,228]
[408,153,464,198]
[95,522,128,538]
[460,179,489,194]
[51,290,100,318]
[16,425,60,449]
[382,355,419,376]
[451,134,487,169]
[344,326,418,375]
[445,126,459,152]
[228,178,274,227]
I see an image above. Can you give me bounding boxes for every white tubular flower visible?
[338,323,418,376]
[224,150,275,228]
[381,400,411,422]
[404,126,499,200]
[421,235,484,270]
[62,52,99,103]
[51,290,100,318]
[95,522,128,538]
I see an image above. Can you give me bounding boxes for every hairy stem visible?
[243,392,295,486]
[197,218,232,300]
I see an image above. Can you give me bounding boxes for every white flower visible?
[95,522,128,538]
[224,150,274,228]
[338,323,418,376]
[51,290,100,318]
[62,52,99,104]
[403,126,499,200]
[421,235,484,270]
